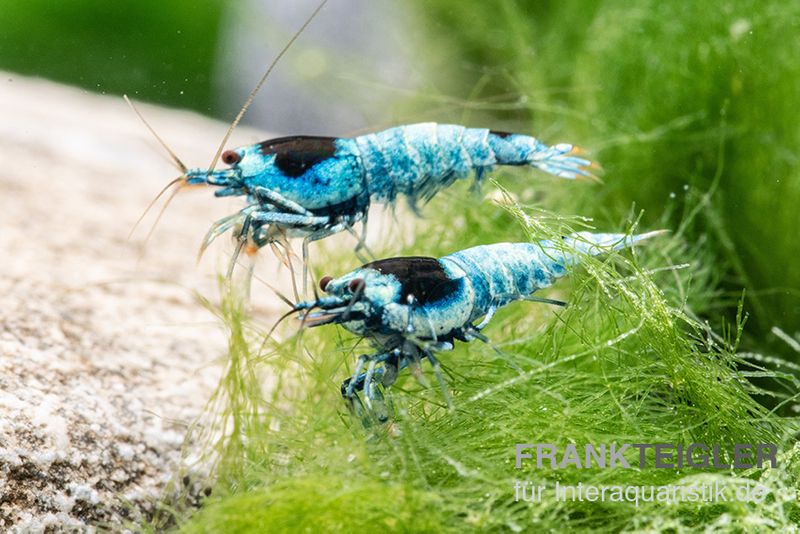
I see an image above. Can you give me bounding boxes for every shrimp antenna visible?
[266,306,306,341]
[128,176,184,240]
[124,95,188,173]
[342,282,364,320]
[207,0,330,171]
[265,283,296,309]
[124,94,191,241]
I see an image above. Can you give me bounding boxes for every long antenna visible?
[124,94,191,240]
[124,95,188,173]
[128,176,184,240]
[207,0,330,171]
[142,184,184,245]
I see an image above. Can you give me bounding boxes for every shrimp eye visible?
[348,278,365,293]
[319,275,333,292]
[222,150,241,165]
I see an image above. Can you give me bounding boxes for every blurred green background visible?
[1,0,797,359]
[0,0,224,113]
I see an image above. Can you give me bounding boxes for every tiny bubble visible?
[669,192,676,199]
[683,184,689,191]
[180,90,185,95]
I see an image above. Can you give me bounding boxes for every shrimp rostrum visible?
[188,124,600,261]
[292,231,663,422]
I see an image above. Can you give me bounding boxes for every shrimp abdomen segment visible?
[351,123,595,205]
[443,232,659,323]
[442,242,566,321]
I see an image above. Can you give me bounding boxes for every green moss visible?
[181,479,446,534]
[407,0,800,362]
[168,201,798,532]
[148,2,800,530]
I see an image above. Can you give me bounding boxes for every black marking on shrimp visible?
[489,130,514,139]
[363,257,462,305]
[309,195,369,219]
[258,136,338,178]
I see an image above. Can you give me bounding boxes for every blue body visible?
[303,232,658,345]
[189,123,595,247]
[297,231,661,418]
[349,123,590,205]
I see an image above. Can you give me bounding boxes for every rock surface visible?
[0,72,286,531]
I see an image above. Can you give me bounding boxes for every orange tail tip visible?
[577,164,605,184]
[566,146,604,183]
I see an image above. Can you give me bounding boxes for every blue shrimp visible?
[128,0,597,282]
[291,231,663,422]
[188,124,599,264]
